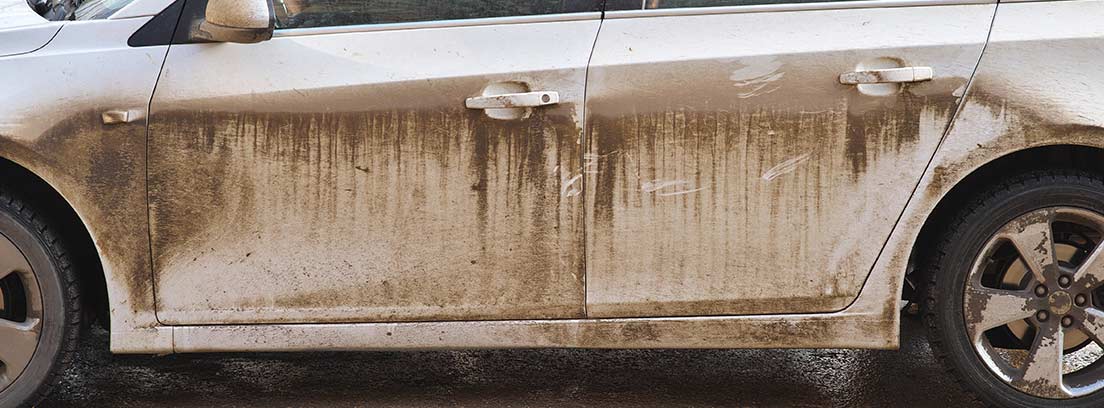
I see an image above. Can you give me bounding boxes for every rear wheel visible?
[0,190,80,408]
[926,171,1104,407]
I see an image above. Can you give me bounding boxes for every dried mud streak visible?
[586,80,958,317]
[927,81,1104,197]
[923,30,1104,196]
[0,112,154,315]
[148,108,585,324]
[844,93,928,178]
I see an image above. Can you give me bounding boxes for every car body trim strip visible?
[272,12,603,38]
[606,0,995,19]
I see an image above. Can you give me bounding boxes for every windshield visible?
[28,0,137,21]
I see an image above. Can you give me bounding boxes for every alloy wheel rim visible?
[0,232,41,393]
[965,207,1104,399]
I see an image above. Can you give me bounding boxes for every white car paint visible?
[0,0,59,58]
[0,0,1099,361]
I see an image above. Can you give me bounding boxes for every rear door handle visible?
[839,67,933,85]
[465,91,560,109]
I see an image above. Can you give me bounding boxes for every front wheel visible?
[0,190,81,408]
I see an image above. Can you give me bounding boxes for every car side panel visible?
[584,3,995,317]
[163,0,1104,352]
[148,19,598,325]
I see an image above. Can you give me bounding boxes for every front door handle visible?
[465,91,560,110]
[839,67,933,85]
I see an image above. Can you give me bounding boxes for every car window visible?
[75,0,137,19]
[273,0,603,30]
[604,0,644,10]
[29,0,137,20]
[644,0,841,7]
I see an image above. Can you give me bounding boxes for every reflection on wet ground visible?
[44,317,976,407]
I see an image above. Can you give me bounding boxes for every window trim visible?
[272,11,602,38]
[608,0,993,19]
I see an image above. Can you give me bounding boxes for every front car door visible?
[585,0,997,317]
[148,0,599,325]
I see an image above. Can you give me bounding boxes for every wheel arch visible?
[904,144,1104,304]
[0,155,109,329]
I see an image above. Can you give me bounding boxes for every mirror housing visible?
[192,0,275,44]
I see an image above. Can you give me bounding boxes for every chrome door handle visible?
[839,67,933,85]
[465,91,560,109]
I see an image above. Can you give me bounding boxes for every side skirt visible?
[169,311,894,353]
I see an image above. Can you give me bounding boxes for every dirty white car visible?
[2,0,1104,406]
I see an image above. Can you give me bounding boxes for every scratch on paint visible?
[733,72,785,99]
[584,154,600,174]
[641,180,689,193]
[761,153,812,181]
[584,151,618,174]
[657,188,706,197]
[562,174,582,198]
[729,56,786,99]
[641,179,705,196]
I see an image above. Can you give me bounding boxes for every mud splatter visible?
[148,108,585,324]
[1,112,155,316]
[584,55,964,318]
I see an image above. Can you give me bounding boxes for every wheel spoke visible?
[1083,308,1104,344]
[1075,243,1104,289]
[1000,209,1058,284]
[1015,324,1071,399]
[0,318,40,384]
[964,286,1037,342]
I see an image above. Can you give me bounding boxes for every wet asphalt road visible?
[40,316,977,407]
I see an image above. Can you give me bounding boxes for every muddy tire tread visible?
[0,185,83,408]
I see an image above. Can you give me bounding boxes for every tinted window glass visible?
[646,0,839,7]
[274,0,602,29]
[605,0,644,10]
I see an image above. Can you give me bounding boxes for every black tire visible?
[0,187,81,408]
[924,170,1104,407]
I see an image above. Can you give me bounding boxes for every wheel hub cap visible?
[1050,291,1073,316]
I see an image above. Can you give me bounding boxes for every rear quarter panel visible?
[872,0,1104,330]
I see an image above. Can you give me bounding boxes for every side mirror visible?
[192,0,275,44]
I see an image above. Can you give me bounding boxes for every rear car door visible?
[585,0,997,317]
[148,0,599,325]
